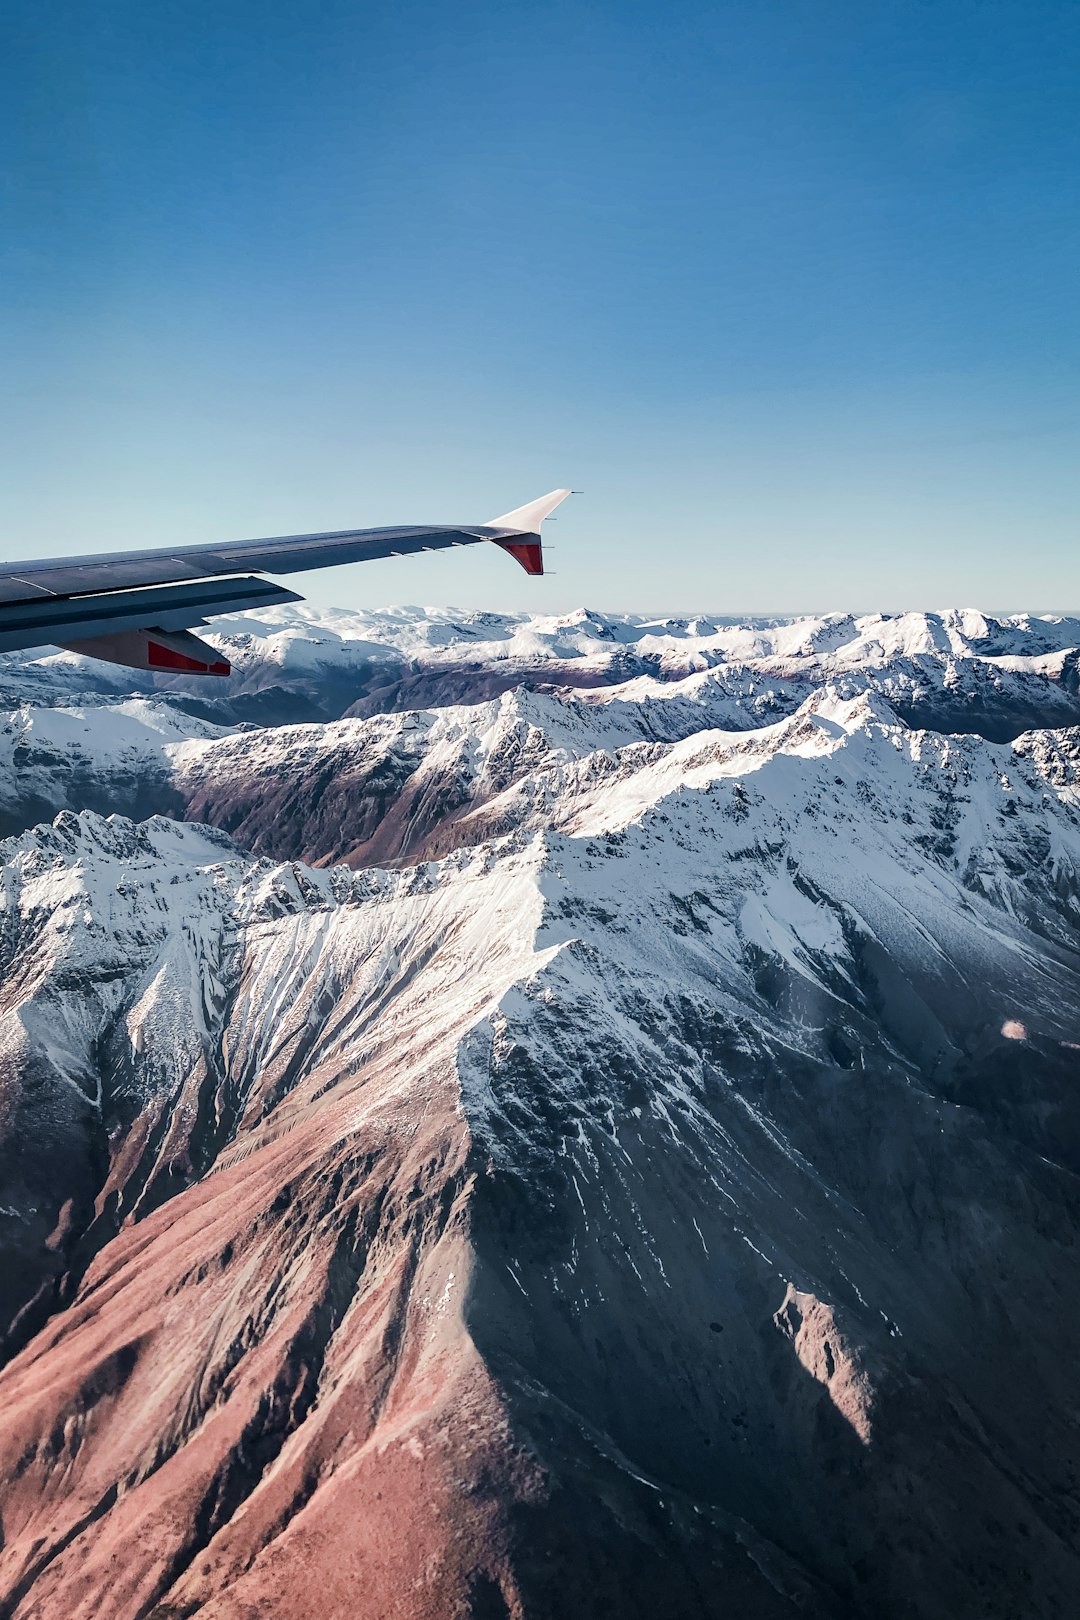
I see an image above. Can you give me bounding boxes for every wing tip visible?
[486,488,573,576]
[486,489,572,533]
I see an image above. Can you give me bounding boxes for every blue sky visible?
[3,0,1078,613]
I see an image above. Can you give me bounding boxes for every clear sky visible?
[3,0,1079,615]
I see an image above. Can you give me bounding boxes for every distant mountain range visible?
[1,608,1078,1618]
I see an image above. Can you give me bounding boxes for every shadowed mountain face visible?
[1,611,1080,1618]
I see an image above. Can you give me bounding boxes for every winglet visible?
[486,488,572,576]
[487,489,573,533]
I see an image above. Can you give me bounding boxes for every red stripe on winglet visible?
[496,539,544,576]
[147,641,231,676]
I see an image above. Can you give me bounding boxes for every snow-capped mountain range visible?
[0,607,1078,1619]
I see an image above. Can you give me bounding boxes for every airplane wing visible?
[0,489,571,676]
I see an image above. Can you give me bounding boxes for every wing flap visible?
[0,576,300,656]
[58,628,232,676]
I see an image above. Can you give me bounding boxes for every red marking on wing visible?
[495,539,544,576]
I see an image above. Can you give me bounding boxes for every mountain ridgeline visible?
[0,607,1078,1619]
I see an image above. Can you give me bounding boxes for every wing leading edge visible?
[0,489,571,675]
